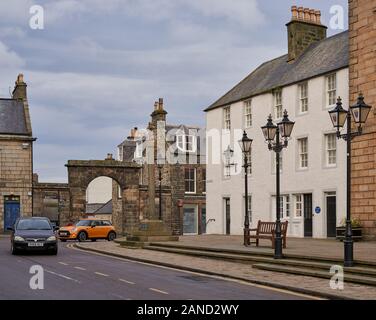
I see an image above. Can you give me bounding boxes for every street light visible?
[238,131,253,247]
[261,110,295,259]
[328,94,372,267]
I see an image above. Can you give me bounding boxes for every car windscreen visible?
[16,219,52,230]
[76,220,91,227]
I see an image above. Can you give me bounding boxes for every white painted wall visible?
[206,68,348,238]
[86,176,113,204]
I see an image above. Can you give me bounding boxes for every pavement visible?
[75,239,376,300]
[170,235,376,263]
[0,238,312,300]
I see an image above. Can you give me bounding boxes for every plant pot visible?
[336,227,363,241]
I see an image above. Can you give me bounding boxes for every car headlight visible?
[47,236,57,241]
[14,236,25,242]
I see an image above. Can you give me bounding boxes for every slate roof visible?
[205,30,349,112]
[0,98,29,135]
[93,200,112,215]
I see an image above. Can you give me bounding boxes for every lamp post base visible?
[274,236,283,259]
[344,238,354,267]
[243,227,250,247]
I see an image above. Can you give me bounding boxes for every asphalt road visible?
[0,237,313,300]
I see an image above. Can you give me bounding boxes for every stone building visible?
[205,7,349,238]
[349,0,376,239]
[117,99,206,235]
[0,75,35,231]
[32,174,69,227]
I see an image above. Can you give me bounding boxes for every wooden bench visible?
[246,220,288,248]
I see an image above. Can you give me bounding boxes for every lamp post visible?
[261,110,295,259]
[328,94,371,267]
[238,131,253,247]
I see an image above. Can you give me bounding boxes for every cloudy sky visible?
[0,0,348,182]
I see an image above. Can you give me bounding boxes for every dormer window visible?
[177,135,196,153]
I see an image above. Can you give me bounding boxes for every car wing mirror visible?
[6,227,13,231]
[54,227,60,231]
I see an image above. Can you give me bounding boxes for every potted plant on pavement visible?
[336,218,363,241]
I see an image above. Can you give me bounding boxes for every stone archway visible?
[65,159,141,235]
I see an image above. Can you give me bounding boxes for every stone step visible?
[148,242,376,268]
[252,263,376,287]
[145,244,376,278]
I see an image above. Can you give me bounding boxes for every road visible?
[0,237,313,300]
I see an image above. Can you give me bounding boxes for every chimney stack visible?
[106,153,114,160]
[12,74,27,100]
[150,97,167,125]
[286,6,327,62]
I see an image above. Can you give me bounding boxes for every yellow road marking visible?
[119,278,135,285]
[149,288,169,295]
[95,272,109,277]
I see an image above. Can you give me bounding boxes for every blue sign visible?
[315,207,321,214]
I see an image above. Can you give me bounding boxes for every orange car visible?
[58,219,116,242]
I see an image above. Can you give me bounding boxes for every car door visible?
[89,220,102,238]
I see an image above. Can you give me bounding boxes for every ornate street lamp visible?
[261,110,295,259]
[328,94,372,267]
[238,131,253,247]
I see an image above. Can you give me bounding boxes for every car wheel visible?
[50,247,58,255]
[107,231,116,241]
[11,243,18,255]
[77,231,87,242]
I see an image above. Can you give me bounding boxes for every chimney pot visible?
[309,9,316,22]
[303,8,310,21]
[154,101,159,111]
[291,6,298,20]
[315,10,321,24]
[158,98,164,110]
[297,7,304,20]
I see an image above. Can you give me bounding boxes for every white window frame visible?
[298,138,308,169]
[185,168,196,194]
[243,195,252,225]
[244,100,252,128]
[295,194,303,217]
[177,135,197,153]
[223,106,231,131]
[299,82,308,113]
[274,90,283,119]
[326,134,337,167]
[327,73,337,107]
[134,142,143,159]
[272,151,283,174]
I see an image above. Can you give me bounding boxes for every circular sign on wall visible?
[315,207,321,214]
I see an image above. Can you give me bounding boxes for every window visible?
[295,195,303,217]
[248,153,252,175]
[185,168,196,193]
[286,195,290,218]
[298,138,308,169]
[118,186,122,199]
[327,74,337,106]
[177,135,196,153]
[299,83,308,113]
[224,107,231,130]
[274,90,283,119]
[279,196,284,219]
[326,134,337,166]
[244,100,252,128]
[134,142,143,159]
[272,195,289,219]
[202,169,206,193]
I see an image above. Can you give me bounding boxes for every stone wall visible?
[0,138,33,230]
[349,0,376,238]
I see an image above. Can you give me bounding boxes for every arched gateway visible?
[65,159,141,234]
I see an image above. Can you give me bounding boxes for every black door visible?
[326,195,337,238]
[201,206,206,234]
[225,198,231,235]
[304,194,313,237]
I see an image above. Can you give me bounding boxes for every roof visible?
[205,31,349,112]
[93,200,112,215]
[0,98,29,135]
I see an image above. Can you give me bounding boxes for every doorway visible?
[326,193,337,238]
[303,194,313,237]
[224,198,231,235]
[4,196,20,231]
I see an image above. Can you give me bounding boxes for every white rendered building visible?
[205,7,349,238]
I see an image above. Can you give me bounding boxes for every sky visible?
[0,0,348,182]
